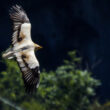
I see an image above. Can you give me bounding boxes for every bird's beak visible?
[35,44,43,50]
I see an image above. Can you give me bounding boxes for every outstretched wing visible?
[14,48,40,93]
[9,5,31,46]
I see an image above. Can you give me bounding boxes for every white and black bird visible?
[2,5,42,93]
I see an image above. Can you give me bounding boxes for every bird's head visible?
[34,43,43,51]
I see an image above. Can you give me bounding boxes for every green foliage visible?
[38,51,100,110]
[88,100,110,110]
[22,99,45,110]
[0,59,24,101]
[0,51,100,110]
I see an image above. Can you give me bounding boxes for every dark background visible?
[0,0,109,102]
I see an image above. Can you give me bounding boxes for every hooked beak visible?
[35,44,43,50]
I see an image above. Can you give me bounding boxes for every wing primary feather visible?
[16,57,40,93]
[10,5,31,45]
[9,5,29,23]
[20,56,40,93]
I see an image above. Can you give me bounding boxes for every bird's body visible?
[2,5,42,93]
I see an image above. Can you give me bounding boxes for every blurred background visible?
[0,0,110,110]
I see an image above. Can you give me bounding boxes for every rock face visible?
[0,0,110,101]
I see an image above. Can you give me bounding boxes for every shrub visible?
[0,51,100,110]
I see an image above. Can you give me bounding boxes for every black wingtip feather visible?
[9,4,29,23]
[16,54,40,94]
[23,76,40,94]
[23,67,40,94]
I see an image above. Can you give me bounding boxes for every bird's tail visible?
[2,47,14,59]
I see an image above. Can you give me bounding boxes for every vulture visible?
[2,5,42,93]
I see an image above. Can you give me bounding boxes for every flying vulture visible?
[2,5,42,93]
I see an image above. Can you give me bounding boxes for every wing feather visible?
[9,5,31,46]
[15,49,40,93]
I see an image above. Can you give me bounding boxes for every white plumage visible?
[2,5,42,93]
